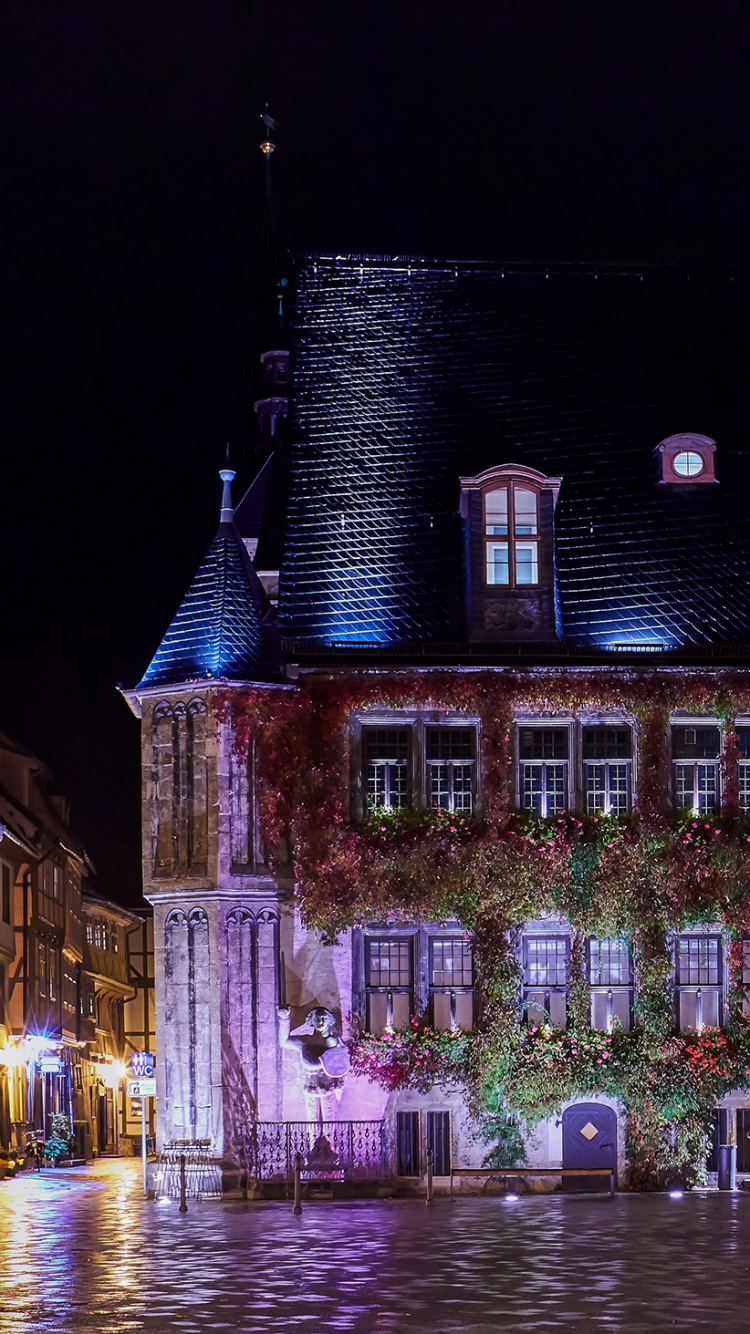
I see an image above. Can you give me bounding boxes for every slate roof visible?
[234,448,289,571]
[139,520,277,688]
[279,256,750,656]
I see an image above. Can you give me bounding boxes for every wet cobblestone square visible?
[1,1160,750,1332]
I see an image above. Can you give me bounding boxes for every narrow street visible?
[1,1159,750,1332]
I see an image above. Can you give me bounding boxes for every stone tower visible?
[122,467,287,1158]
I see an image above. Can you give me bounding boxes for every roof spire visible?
[219,449,236,524]
[260,105,279,281]
[260,104,278,160]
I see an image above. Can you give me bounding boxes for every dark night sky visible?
[1,2,749,904]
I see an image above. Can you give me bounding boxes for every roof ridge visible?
[292,252,750,274]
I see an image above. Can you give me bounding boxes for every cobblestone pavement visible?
[1,1159,750,1333]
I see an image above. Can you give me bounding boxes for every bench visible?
[449,1166,616,1198]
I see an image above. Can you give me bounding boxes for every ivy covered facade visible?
[125,255,750,1190]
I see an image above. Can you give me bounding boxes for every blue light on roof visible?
[140,524,273,687]
[595,628,681,653]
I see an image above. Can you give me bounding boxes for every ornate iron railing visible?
[237,1121,387,1183]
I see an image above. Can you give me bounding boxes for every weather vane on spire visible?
[260,105,279,157]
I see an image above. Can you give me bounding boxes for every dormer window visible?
[485,484,540,586]
[657,434,717,485]
[461,463,562,642]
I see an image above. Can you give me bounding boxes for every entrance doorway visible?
[561,1102,617,1189]
[737,1109,750,1173]
[97,1089,109,1153]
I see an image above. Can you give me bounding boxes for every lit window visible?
[675,935,722,1031]
[523,935,568,1028]
[515,542,538,585]
[484,485,539,587]
[485,488,508,534]
[519,727,569,816]
[589,937,632,1031]
[583,727,632,815]
[48,948,57,1002]
[672,726,720,815]
[430,938,474,1030]
[426,728,476,813]
[364,728,410,811]
[514,488,538,535]
[673,451,704,478]
[38,941,47,998]
[52,866,60,900]
[486,542,509,585]
[365,936,412,1033]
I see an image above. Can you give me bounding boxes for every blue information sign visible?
[131,1051,155,1078]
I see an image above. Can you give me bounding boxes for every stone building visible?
[125,255,750,1190]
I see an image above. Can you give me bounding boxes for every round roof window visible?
[673,450,704,477]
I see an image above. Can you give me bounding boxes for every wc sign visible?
[131,1051,155,1079]
[130,1051,156,1199]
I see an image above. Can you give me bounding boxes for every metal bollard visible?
[179,1154,188,1213]
[426,1147,434,1206]
[293,1151,302,1215]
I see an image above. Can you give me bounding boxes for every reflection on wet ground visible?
[0,1160,749,1332]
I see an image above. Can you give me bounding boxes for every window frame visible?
[484,482,541,588]
[517,724,571,816]
[674,933,724,1032]
[425,726,477,815]
[364,934,414,1032]
[673,450,705,478]
[581,725,633,816]
[363,726,411,812]
[588,936,633,1032]
[522,934,570,1027]
[672,725,721,816]
[428,935,475,1031]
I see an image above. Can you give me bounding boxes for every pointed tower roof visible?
[138,467,279,688]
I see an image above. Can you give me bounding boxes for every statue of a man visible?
[278,1006,350,1123]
